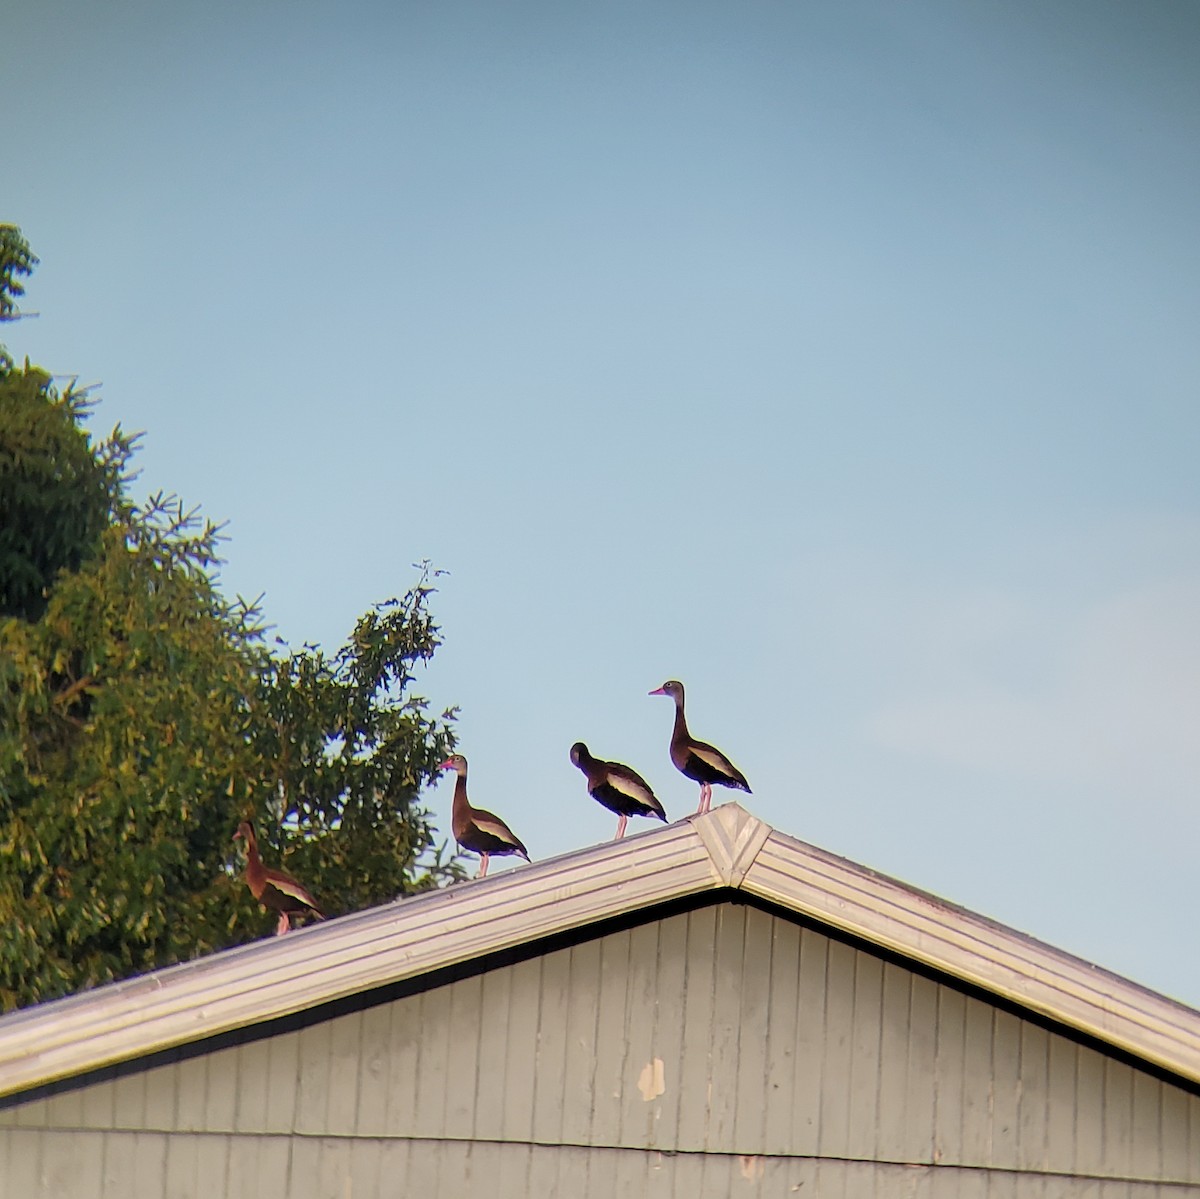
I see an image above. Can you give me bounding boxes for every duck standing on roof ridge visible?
[570,741,667,840]
[234,821,325,936]
[439,753,530,878]
[649,679,751,815]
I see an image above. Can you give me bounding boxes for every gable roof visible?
[1,803,1197,1100]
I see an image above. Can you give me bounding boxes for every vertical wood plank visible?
[41,1081,85,1129]
[1103,1057,1134,1180]
[464,1141,504,1197]
[646,916,687,1151]
[382,986,422,1138]
[525,1137,560,1196]
[311,1135,354,1199]
[1017,1023,1049,1173]
[355,999,394,1138]
[762,912,800,1156]
[142,1057,179,1133]
[325,1008,363,1136]
[531,945,571,1146]
[645,1146,673,1196]
[1043,1029,1077,1175]
[349,1136,382,1199]
[810,1155,845,1199]
[293,1020,332,1136]
[958,996,993,1166]
[932,1162,986,1199]
[287,1136,320,1199]
[593,926,634,1146]
[1129,1070,1162,1181]
[262,1030,300,1135]
[1,1128,42,1198]
[560,938,603,1145]
[622,921,665,1150]
[791,925,828,1157]
[131,1132,169,1199]
[198,1132,231,1198]
[221,1131,256,1199]
[1192,1093,1200,1172]
[80,1071,116,1130]
[375,1137,411,1198]
[818,935,856,1159]
[11,1095,47,1129]
[875,960,913,1162]
[732,906,773,1154]
[40,1127,105,1199]
[252,1135,293,1199]
[1158,1081,1190,1182]
[984,1163,1018,1199]
[174,1057,206,1134]
[200,1043,241,1133]
[846,949,884,1161]
[990,1008,1021,1169]
[163,1129,198,1199]
[408,1138,446,1197]
[443,975,483,1135]
[674,906,717,1153]
[705,903,745,1152]
[932,984,966,1167]
[110,1071,146,1131]
[412,984,452,1140]
[1074,1044,1107,1176]
[232,1037,271,1134]
[471,965,513,1140]
[905,972,939,1164]
[612,1143,648,1197]
[500,955,542,1144]
[550,1142,589,1198]
[492,1140,532,1197]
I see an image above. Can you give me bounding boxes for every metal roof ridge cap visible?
[692,802,772,887]
[753,827,1200,1023]
[740,830,1200,1084]
[0,818,722,1095]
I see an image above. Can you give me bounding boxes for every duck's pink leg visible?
[275,912,290,936]
[477,853,490,879]
[614,814,628,840]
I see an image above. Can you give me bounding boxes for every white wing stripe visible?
[270,876,318,907]
[473,813,520,845]
[609,775,653,802]
[689,744,734,773]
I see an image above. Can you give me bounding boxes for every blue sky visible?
[8,0,1200,1004]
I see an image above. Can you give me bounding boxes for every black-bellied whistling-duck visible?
[234,821,324,936]
[649,679,751,815]
[570,742,667,839]
[439,753,530,878]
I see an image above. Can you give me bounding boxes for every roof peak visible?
[692,802,771,886]
[1,803,1197,1098]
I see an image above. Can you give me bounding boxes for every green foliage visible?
[0,370,124,621]
[0,224,37,327]
[255,580,461,918]
[0,225,121,621]
[0,228,461,1009]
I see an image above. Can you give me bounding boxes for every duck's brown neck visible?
[671,696,690,743]
[453,772,472,817]
[242,829,264,884]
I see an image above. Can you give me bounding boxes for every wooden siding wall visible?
[1,904,1198,1198]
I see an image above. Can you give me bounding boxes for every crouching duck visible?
[570,741,667,839]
